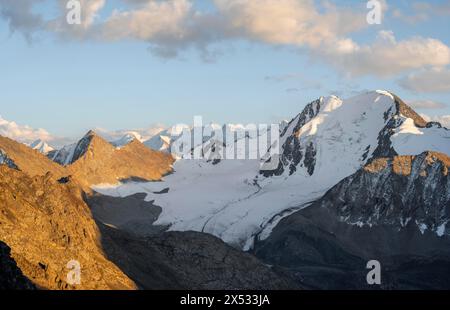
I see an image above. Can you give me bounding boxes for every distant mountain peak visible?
[84,129,97,137]
[262,90,447,178]
[70,131,99,164]
[111,132,143,148]
[49,130,113,166]
[30,139,54,154]
[143,129,173,152]
[45,128,174,188]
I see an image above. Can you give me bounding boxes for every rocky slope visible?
[0,135,66,178]
[2,90,450,290]
[0,165,136,290]
[1,130,174,190]
[254,151,450,289]
[1,135,296,290]
[98,224,298,290]
[93,90,450,250]
[327,151,450,233]
[86,192,297,290]
[0,241,36,290]
[50,131,174,189]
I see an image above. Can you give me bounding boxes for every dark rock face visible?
[261,98,322,177]
[0,149,19,170]
[86,192,298,290]
[0,165,135,290]
[254,205,450,289]
[70,131,95,164]
[370,116,401,159]
[320,152,450,231]
[254,152,450,289]
[261,92,441,180]
[304,142,316,176]
[392,94,428,128]
[369,93,435,160]
[0,241,36,290]
[98,224,298,290]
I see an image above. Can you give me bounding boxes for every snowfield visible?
[93,91,450,249]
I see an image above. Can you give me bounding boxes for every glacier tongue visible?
[92,90,450,249]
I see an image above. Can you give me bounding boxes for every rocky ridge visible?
[0,165,136,289]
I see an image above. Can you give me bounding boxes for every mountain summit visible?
[94,90,450,250]
[2,90,450,290]
[49,130,174,188]
[30,139,54,154]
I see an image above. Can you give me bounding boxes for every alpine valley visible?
[1,90,449,290]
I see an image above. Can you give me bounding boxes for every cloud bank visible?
[0,115,53,144]
[399,68,450,93]
[1,0,450,80]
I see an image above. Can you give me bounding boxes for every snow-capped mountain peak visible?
[143,129,173,152]
[111,132,143,148]
[29,139,54,154]
[49,130,100,166]
[88,90,450,250]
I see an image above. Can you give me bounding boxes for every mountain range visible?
[1,90,449,289]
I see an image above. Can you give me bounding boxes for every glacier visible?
[92,90,450,249]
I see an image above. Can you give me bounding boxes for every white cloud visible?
[0,115,53,144]
[48,0,106,39]
[318,31,450,77]
[214,0,367,48]
[96,0,190,41]
[0,115,167,148]
[1,0,450,78]
[0,115,76,148]
[399,67,450,93]
[407,100,447,110]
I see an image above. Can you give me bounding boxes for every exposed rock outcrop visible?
[62,131,174,189]
[321,151,450,232]
[0,165,136,290]
[99,224,298,290]
[254,151,450,289]
[1,131,174,190]
[262,98,322,177]
[0,136,66,178]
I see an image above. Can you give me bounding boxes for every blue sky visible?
[1,0,450,143]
